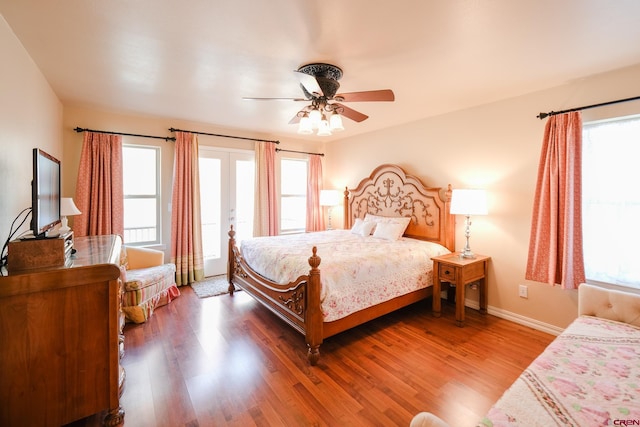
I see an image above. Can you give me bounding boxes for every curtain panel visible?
[73,131,124,238]
[525,111,585,289]
[170,132,204,286]
[253,141,278,236]
[306,155,324,232]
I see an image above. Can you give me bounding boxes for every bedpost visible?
[306,246,322,365]
[343,187,350,229]
[444,184,455,252]
[227,225,236,295]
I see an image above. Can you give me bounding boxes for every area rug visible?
[191,275,237,298]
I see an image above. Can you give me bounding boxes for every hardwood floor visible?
[69,286,554,427]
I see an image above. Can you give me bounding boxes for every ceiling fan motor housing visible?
[298,63,343,99]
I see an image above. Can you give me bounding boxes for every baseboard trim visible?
[464,298,564,336]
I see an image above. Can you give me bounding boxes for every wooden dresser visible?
[0,235,125,426]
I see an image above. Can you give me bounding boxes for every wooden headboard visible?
[342,164,455,252]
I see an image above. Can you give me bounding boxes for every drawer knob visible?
[445,270,450,274]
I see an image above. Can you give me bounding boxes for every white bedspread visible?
[240,230,451,322]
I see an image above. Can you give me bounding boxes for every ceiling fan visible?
[243,63,395,135]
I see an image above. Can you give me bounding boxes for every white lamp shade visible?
[309,109,322,129]
[329,113,344,131]
[317,120,331,136]
[60,197,81,216]
[450,189,487,215]
[297,116,313,134]
[320,189,340,207]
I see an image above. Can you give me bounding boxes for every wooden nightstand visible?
[431,253,490,326]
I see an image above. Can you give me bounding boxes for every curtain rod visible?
[169,127,280,144]
[537,95,640,119]
[275,148,324,157]
[74,127,175,141]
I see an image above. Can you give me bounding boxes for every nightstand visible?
[431,253,490,326]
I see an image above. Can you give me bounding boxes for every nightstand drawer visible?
[439,264,457,281]
[438,260,486,283]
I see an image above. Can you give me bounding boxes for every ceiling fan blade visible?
[334,89,395,102]
[242,97,308,101]
[294,70,323,97]
[289,114,302,125]
[333,103,369,122]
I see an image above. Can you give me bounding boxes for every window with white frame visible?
[280,158,307,233]
[582,115,640,288]
[122,144,161,245]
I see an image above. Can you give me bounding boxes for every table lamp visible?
[59,197,81,234]
[320,189,340,230]
[450,189,488,258]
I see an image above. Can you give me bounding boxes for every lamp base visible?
[459,250,476,259]
[59,216,71,234]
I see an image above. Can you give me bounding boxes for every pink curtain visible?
[253,141,278,236]
[170,132,204,286]
[525,112,585,289]
[73,132,124,238]
[306,155,324,232]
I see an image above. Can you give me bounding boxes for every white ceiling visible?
[2,0,640,141]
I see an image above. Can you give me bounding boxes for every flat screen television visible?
[31,148,61,238]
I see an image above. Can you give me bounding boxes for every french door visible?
[199,148,254,277]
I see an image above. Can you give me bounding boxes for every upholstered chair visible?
[120,246,179,323]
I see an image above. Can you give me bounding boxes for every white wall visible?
[0,16,63,253]
[324,63,640,330]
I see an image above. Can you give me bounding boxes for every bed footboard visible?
[227,226,323,365]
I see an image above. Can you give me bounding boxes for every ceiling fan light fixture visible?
[329,113,344,132]
[297,115,313,134]
[317,120,332,136]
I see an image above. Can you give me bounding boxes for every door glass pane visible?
[235,159,254,245]
[199,157,221,260]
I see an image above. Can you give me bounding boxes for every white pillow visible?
[350,218,376,236]
[364,214,411,235]
[372,221,407,241]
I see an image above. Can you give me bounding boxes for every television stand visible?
[8,231,74,272]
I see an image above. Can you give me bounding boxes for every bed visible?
[227,163,455,365]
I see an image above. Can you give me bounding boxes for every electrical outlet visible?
[519,284,528,299]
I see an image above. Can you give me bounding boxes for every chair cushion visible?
[123,263,176,292]
[121,263,178,324]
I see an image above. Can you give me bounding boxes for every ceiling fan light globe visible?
[309,109,322,129]
[297,116,313,134]
[329,114,344,131]
[317,120,332,136]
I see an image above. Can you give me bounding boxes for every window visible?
[582,115,640,288]
[280,158,307,233]
[122,145,160,245]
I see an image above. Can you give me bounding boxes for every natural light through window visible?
[583,115,640,288]
[123,145,160,245]
[280,159,307,233]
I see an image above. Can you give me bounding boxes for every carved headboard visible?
[343,164,455,251]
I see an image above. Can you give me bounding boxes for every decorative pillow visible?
[350,218,376,236]
[372,221,408,241]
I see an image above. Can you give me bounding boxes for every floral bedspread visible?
[239,230,450,322]
[479,315,640,426]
